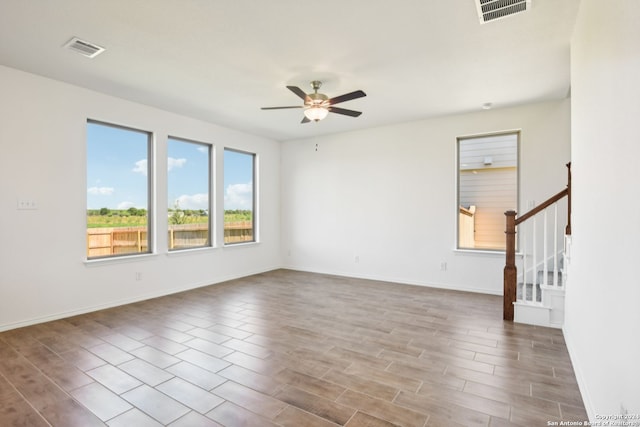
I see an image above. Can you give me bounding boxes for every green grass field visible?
[87,210,251,228]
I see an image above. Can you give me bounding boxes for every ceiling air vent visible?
[63,37,105,58]
[475,0,532,24]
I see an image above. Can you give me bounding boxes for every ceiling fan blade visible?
[328,90,366,105]
[328,106,362,117]
[287,86,310,102]
[301,116,311,124]
[261,106,303,110]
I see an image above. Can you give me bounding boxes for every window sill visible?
[166,246,217,257]
[453,248,505,257]
[84,252,158,266]
[223,241,260,249]
[453,249,526,258]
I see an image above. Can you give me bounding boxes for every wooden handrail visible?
[503,162,571,320]
[515,188,568,225]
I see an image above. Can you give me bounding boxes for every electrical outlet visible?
[135,272,142,281]
[440,262,447,271]
[355,255,360,263]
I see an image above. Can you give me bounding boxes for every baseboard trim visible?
[1,265,502,332]
[563,322,595,422]
[0,266,280,333]
[281,266,502,296]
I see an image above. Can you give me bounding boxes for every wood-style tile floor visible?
[0,269,587,426]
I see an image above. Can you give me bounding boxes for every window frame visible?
[456,130,520,252]
[223,148,257,245]
[167,136,213,251]
[86,119,154,260]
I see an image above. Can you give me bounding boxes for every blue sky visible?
[86,122,253,211]
[223,149,254,211]
[167,137,209,211]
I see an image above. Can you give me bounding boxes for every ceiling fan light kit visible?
[304,105,329,122]
[262,80,366,124]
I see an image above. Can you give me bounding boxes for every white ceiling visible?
[0,0,580,141]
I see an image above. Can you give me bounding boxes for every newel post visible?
[504,210,517,321]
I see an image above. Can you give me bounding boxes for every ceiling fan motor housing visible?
[307,92,328,106]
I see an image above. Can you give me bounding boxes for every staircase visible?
[503,163,571,328]
[513,240,569,328]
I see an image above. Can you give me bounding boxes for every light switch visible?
[17,199,38,210]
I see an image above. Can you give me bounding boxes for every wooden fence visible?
[86,221,253,257]
[223,221,254,244]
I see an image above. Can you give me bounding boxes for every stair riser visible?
[514,284,565,328]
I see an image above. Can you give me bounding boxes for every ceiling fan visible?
[261,81,366,123]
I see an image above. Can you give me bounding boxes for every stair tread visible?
[536,270,563,286]
[517,282,542,303]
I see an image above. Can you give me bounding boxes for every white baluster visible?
[521,226,527,303]
[532,217,537,304]
[553,203,559,288]
[543,209,548,288]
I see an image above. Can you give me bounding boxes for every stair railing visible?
[503,163,571,320]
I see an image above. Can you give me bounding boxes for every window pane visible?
[458,132,518,250]
[167,138,211,250]
[86,121,152,258]
[223,149,255,244]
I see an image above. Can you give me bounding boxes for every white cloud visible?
[197,146,208,154]
[87,186,114,195]
[174,193,209,210]
[224,182,252,210]
[132,159,147,176]
[168,157,187,171]
[117,201,135,210]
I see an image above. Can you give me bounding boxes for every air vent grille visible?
[476,0,531,24]
[63,37,105,58]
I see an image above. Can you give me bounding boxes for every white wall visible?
[0,65,281,331]
[281,100,570,294]
[566,0,640,419]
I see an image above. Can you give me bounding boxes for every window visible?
[223,149,255,244]
[86,121,152,259]
[167,137,212,250]
[457,131,519,250]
